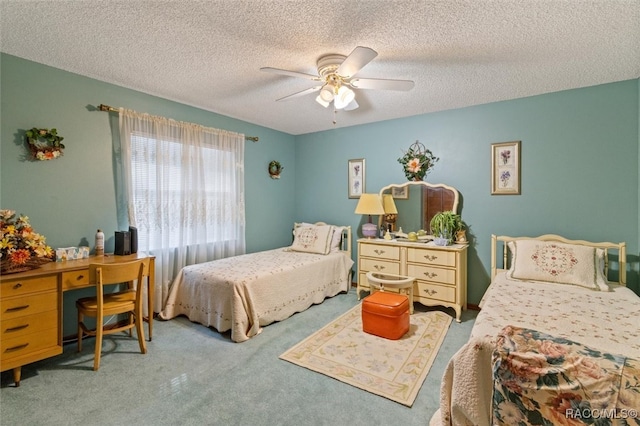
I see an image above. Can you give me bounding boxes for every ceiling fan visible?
[260,46,414,111]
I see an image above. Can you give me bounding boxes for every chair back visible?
[89,260,146,302]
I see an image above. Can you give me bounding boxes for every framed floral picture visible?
[491,141,521,195]
[347,158,365,198]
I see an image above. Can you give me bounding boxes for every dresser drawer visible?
[61,269,90,291]
[359,258,400,275]
[1,327,59,363]
[359,244,400,261]
[0,292,58,321]
[407,248,455,267]
[416,282,456,303]
[1,310,59,339]
[407,264,455,286]
[0,275,57,298]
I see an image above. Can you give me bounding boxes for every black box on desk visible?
[114,231,131,256]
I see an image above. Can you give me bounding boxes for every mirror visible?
[378,181,460,234]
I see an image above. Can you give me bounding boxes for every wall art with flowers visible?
[25,127,65,161]
[0,210,54,274]
[397,140,439,182]
[491,141,521,195]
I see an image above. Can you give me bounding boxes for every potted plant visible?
[429,211,462,246]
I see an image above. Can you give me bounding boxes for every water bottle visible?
[95,229,104,256]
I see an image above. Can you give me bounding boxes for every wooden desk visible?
[0,253,155,386]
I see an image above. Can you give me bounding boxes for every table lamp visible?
[354,193,384,238]
[382,194,398,231]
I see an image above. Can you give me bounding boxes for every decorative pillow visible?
[290,224,334,255]
[506,240,608,290]
[330,226,345,252]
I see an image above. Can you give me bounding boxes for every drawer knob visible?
[77,275,84,280]
[424,289,438,296]
[13,283,23,289]
[5,324,29,333]
[5,343,29,353]
[373,265,386,271]
[373,249,385,256]
[6,305,29,312]
[423,272,438,279]
[423,255,438,261]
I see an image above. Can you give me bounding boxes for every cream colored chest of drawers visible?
[0,274,62,385]
[357,238,467,322]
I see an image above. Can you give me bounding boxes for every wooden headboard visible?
[491,234,627,286]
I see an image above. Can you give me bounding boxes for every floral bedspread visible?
[493,326,640,426]
[434,273,640,426]
[159,248,353,342]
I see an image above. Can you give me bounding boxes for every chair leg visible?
[136,313,147,355]
[93,324,103,371]
[77,311,83,352]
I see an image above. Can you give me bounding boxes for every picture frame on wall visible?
[347,158,365,198]
[391,186,409,199]
[491,141,521,195]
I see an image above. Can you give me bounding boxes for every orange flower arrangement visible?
[0,210,54,273]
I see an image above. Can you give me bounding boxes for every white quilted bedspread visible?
[159,248,354,342]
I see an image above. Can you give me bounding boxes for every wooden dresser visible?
[357,238,467,322]
[0,253,154,386]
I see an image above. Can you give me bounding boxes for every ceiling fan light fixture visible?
[315,95,330,108]
[319,84,335,102]
[334,86,355,110]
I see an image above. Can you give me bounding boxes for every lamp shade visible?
[355,194,384,215]
[382,194,398,214]
[334,86,355,110]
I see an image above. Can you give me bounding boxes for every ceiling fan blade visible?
[260,67,321,81]
[276,86,322,102]
[336,46,377,78]
[344,99,359,111]
[350,78,415,91]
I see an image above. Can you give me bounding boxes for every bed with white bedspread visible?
[159,223,353,342]
[432,234,640,426]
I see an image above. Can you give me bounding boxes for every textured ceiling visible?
[1,1,639,135]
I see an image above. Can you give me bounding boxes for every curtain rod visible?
[97,104,259,142]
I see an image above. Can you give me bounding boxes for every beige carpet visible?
[280,303,453,406]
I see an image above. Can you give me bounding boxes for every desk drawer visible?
[61,269,90,291]
[407,248,455,267]
[0,275,57,298]
[407,264,455,286]
[1,310,58,339]
[359,244,400,260]
[1,292,57,321]
[1,327,59,363]
[359,258,400,275]
[416,282,456,303]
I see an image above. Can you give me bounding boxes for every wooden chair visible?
[76,260,148,371]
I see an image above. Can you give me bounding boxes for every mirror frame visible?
[378,181,460,231]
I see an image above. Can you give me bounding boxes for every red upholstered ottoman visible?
[362,291,410,340]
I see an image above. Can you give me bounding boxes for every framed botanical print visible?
[347,158,365,198]
[491,141,521,195]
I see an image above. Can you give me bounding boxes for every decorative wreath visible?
[268,160,283,179]
[25,127,65,161]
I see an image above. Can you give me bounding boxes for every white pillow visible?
[331,226,345,252]
[290,224,335,255]
[506,240,608,291]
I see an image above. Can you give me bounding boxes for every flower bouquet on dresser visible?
[0,210,54,274]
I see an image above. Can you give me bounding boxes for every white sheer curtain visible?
[119,108,245,311]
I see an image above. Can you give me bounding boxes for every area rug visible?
[280,304,453,406]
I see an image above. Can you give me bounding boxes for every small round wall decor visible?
[25,127,65,161]
[268,160,283,179]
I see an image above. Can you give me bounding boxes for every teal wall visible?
[2,53,639,334]
[295,80,640,304]
[1,54,296,335]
